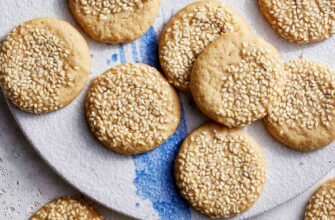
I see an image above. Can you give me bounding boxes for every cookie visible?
[259,0,335,44]
[86,63,180,155]
[264,60,335,151]
[190,32,286,127]
[159,0,251,92]
[30,196,103,220]
[0,18,91,114]
[305,178,335,220]
[175,123,266,218]
[69,0,161,43]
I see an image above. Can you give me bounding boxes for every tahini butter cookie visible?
[0,18,91,114]
[159,0,251,92]
[264,60,335,151]
[259,0,335,44]
[69,0,161,43]
[86,63,180,155]
[175,123,266,218]
[30,196,103,220]
[305,178,335,220]
[190,32,286,127]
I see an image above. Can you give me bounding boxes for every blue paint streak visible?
[132,27,191,219]
[131,42,140,63]
[112,54,118,62]
[119,44,126,63]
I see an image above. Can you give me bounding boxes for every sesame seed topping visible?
[30,196,104,220]
[175,124,266,218]
[86,63,180,154]
[160,1,248,91]
[260,0,335,43]
[267,60,335,130]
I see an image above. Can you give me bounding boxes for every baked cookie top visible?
[264,60,335,151]
[175,123,266,218]
[190,32,286,127]
[0,18,90,114]
[86,63,180,155]
[259,0,335,44]
[159,0,250,92]
[30,196,103,220]
[69,0,161,43]
[305,178,335,220]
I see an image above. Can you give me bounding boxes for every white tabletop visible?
[0,91,333,220]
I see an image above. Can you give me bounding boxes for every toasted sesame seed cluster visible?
[259,0,335,43]
[159,1,250,91]
[265,60,335,151]
[30,197,103,220]
[191,32,286,127]
[305,178,335,220]
[175,124,266,218]
[86,63,180,155]
[0,18,90,114]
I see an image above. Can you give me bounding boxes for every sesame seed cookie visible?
[305,178,335,220]
[190,32,286,127]
[159,0,251,92]
[264,60,335,151]
[259,0,335,44]
[0,18,91,114]
[86,63,180,155]
[69,0,161,43]
[175,123,266,218]
[30,196,103,220]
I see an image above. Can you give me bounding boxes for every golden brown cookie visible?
[86,63,180,155]
[69,0,161,43]
[0,18,91,114]
[175,123,266,218]
[264,60,335,151]
[305,178,335,220]
[190,32,286,127]
[159,0,251,92]
[30,196,103,220]
[259,0,335,44]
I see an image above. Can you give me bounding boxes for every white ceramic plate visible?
[1,0,335,219]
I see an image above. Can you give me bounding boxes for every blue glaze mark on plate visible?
[119,44,126,63]
[112,54,118,62]
[132,27,191,219]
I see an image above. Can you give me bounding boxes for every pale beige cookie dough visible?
[264,60,335,151]
[69,0,161,43]
[159,0,251,92]
[0,18,91,114]
[30,196,103,220]
[190,32,286,127]
[175,123,266,218]
[305,178,335,220]
[259,0,335,44]
[86,63,180,155]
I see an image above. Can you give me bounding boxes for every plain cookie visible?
[86,63,180,155]
[259,0,335,44]
[175,123,266,218]
[305,178,335,220]
[69,0,161,43]
[190,32,286,127]
[30,196,103,220]
[264,60,335,151]
[0,18,91,114]
[159,0,251,92]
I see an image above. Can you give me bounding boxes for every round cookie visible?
[305,178,335,220]
[159,0,251,92]
[86,63,180,155]
[0,18,91,114]
[264,60,335,151]
[30,196,103,220]
[259,0,335,44]
[190,31,286,127]
[69,0,161,43]
[175,123,266,218]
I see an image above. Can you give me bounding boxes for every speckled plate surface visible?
[1,0,335,219]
